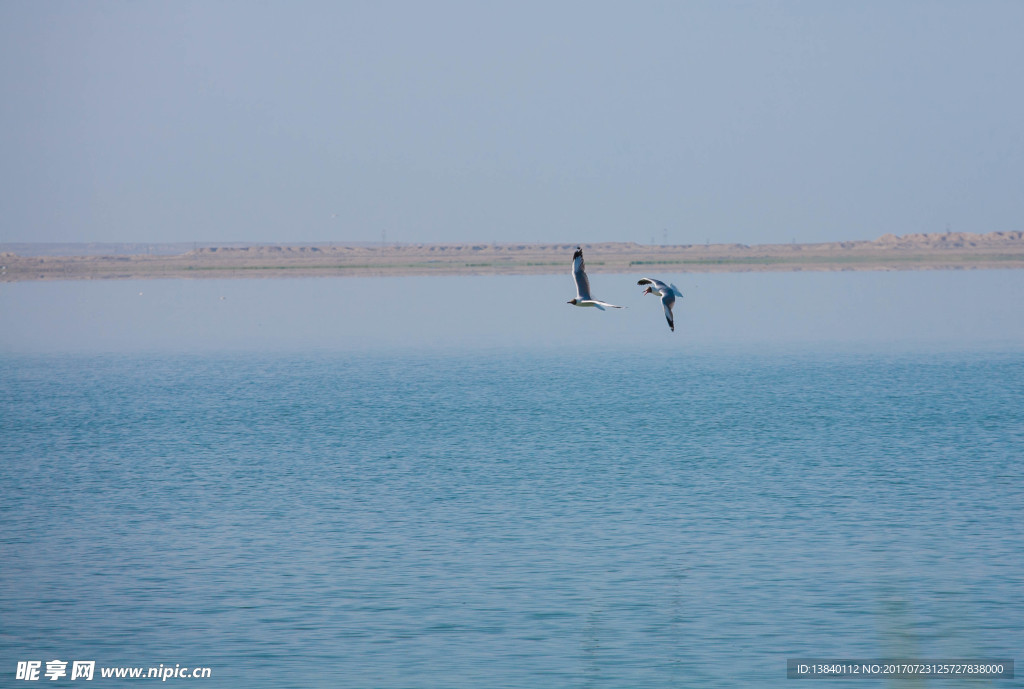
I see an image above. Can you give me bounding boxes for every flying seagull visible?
[567,247,624,310]
[637,278,682,331]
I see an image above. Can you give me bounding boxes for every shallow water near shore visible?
[2,271,1023,687]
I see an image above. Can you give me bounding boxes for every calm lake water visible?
[2,272,1022,687]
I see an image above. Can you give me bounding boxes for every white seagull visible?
[567,247,624,310]
[637,278,682,331]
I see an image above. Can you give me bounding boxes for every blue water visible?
[2,349,1022,687]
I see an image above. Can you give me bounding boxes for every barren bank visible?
[3,232,1023,282]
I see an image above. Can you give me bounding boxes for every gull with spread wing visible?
[567,247,624,311]
[637,277,683,331]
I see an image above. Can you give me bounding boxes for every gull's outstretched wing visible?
[638,277,671,294]
[589,300,624,310]
[572,247,592,301]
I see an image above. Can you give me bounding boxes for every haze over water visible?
[3,269,1023,354]
[2,271,1022,687]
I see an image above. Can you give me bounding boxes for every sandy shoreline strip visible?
[2,232,1023,282]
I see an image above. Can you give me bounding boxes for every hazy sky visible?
[2,1,1022,246]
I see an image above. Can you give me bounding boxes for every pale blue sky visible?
[2,1,1022,246]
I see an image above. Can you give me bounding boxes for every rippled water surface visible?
[2,349,1022,687]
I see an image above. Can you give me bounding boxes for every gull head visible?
[567,298,578,305]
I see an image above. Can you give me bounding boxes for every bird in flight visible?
[567,247,624,310]
[637,277,682,331]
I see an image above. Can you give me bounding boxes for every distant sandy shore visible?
[3,232,1023,282]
